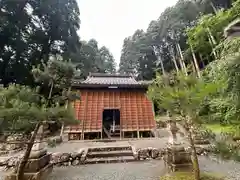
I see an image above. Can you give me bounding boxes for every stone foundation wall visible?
[0,145,213,171]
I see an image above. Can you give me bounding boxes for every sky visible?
[78,0,178,65]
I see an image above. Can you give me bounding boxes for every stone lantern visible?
[163,111,192,172]
[5,125,53,180]
[166,112,180,145]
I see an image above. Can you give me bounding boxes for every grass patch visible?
[204,124,235,134]
[160,172,225,180]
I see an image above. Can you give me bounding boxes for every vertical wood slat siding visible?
[70,90,155,132]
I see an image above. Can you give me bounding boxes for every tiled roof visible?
[72,73,141,86]
[83,76,139,85]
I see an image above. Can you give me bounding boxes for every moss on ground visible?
[160,172,225,180]
[204,124,235,134]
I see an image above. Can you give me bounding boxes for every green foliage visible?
[75,40,116,78]
[148,73,222,123]
[0,0,80,86]
[212,140,240,161]
[200,52,240,124]
[205,124,235,134]
[0,84,78,134]
[216,37,240,57]
[198,127,216,140]
[187,0,240,63]
[0,0,115,86]
[32,57,80,106]
[32,57,75,89]
[119,0,232,79]
[160,172,225,180]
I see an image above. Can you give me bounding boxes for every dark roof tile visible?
[82,76,139,85]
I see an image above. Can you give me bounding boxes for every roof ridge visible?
[89,73,133,78]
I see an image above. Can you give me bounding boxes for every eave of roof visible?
[71,81,148,89]
[71,73,152,89]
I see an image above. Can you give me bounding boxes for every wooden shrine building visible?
[67,73,156,140]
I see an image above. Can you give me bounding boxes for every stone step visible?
[85,156,136,164]
[88,146,132,152]
[87,150,133,158]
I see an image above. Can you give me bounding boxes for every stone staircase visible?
[85,145,137,164]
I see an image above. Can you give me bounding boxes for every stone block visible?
[23,154,51,173]
[71,159,80,166]
[151,148,161,159]
[172,152,191,164]
[4,163,53,180]
[29,149,47,159]
[168,146,185,152]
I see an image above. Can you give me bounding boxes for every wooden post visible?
[137,131,140,139]
[81,92,88,140]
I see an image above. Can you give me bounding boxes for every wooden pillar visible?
[81,92,88,140]
[120,129,122,140]
[82,133,85,140]
[137,131,140,139]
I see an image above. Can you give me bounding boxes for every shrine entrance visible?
[102,109,120,138]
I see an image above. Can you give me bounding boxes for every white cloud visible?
[78,0,178,65]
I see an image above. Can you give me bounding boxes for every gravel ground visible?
[1,154,240,180]
[1,133,240,180]
[47,160,166,180]
[46,157,240,180]
[199,156,240,180]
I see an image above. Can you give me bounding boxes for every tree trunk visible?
[60,87,71,138]
[206,27,218,59]
[158,55,166,76]
[210,1,218,14]
[60,122,65,137]
[169,47,179,73]
[16,122,41,180]
[188,129,200,180]
[199,54,205,68]
[190,44,201,78]
[48,80,54,100]
[176,43,188,76]
[152,46,166,76]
